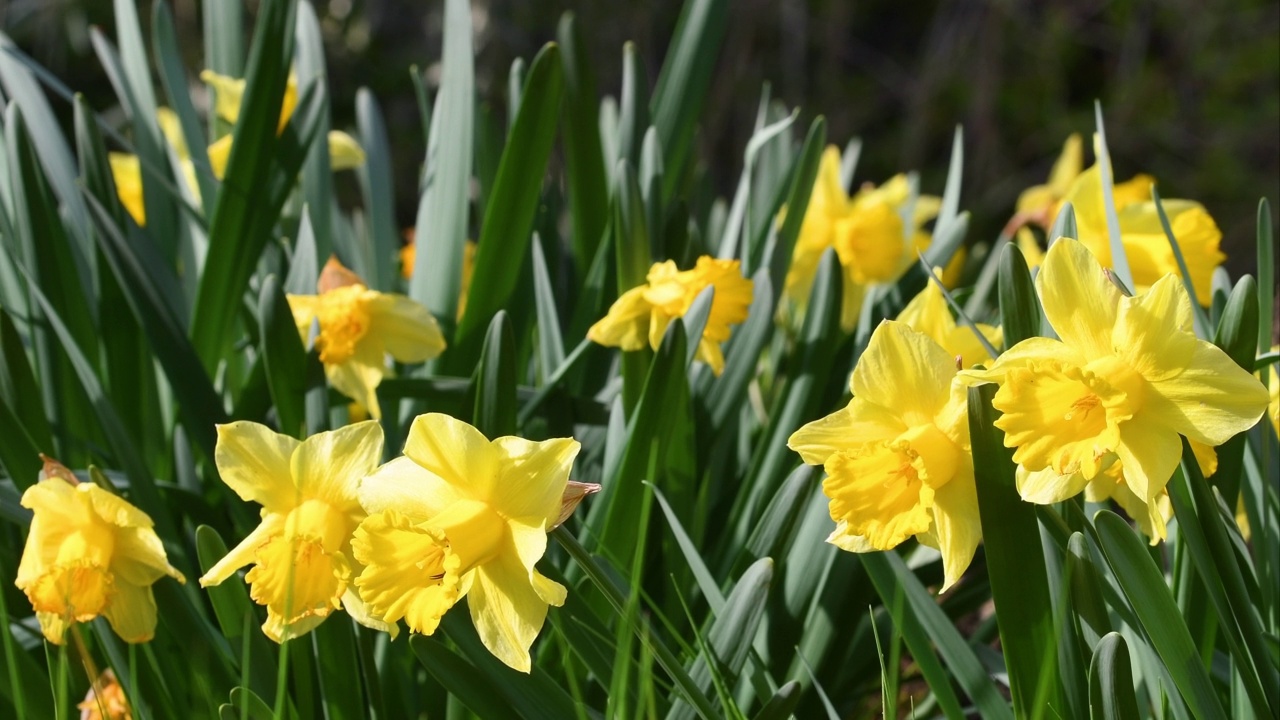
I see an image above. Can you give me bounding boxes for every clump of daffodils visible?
[15,457,184,645]
[588,255,753,375]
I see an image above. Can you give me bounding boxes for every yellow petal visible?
[1113,420,1181,502]
[207,134,232,179]
[112,527,183,586]
[341,587,399,639]
[262,610,326,643]
[930,462,981,591]
[1015,228,1045,269]
[291,420,383,513]
[1144,342,1270,446]
[103,581,158,643]
[403,413,500,499]
[36,612,70,645]
[1016,465,1091,505]
[851,321,956,428]
[467,542,562,673]
[1118,204,1223,306]
[897,277,954,346]
[1049,134,1084,195]
[83,484,153,529]
[324,341,387,419]
[156,107,189,159]
[826,522,877,553]
[1112,274,1196,381]
[214,422,301,512]
[199,514,284,587]
[288,294,320,347]
[1036,238,1120,359]
[327,131,366,170]
[108,153,146,226]
[788,400,904,466]
[810,146,849,212]
[359,456,461,522]
[201,70,247,124]
[587,285,653,351]
[367,293,447,363]
[490,436,580,526]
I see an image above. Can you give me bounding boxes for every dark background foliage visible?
[5,0,1277,273]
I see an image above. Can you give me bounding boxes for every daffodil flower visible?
[1013,133,1083,227]
[784,146,945,330]
[897,271,1002,369]
[588,256,753,375]
[288,257,446,419]
[200,420,395,642]
[787,321,980,589]
[974,238,1267,538]
[79,669,130,720]
[15,457,184,645]
[352,413,582,672]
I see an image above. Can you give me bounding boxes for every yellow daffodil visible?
[79,670,130,720]
[15,457,184,645]
[787,321,980,589]
[784,146,944,330]
[588,256,753,375]
[897,270,1002,369]
[287,257,446,419]
[108,153,148,227]
[975,238,1267,538]
[199,421,395,641]
[352,413,582,672]
[1266,345,1279,440]
[1014,133,1083,227]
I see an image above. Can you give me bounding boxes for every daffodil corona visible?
[288,257,446,418]
[788,321,980,589]
[200,421,393,641]
[588,256,753,375]
[352,413,582,672]
[16,458,184,645]
[977,238,1268,537]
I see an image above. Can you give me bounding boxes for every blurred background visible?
[4,0,1278,274]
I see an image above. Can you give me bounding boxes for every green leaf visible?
[716,105,798,262]
[556,12,609,272]
[750,681,801,720]
[668,558,773,720]
[0,307,51,462]
[355,89,398,292]
[152,0,218,224]
[1257,198,1274,356]
[1088,633,1140,720]
[652,482,726,613]
[617,43,649,171]
[285,209,320,295]
[735,249,842,547]
[1092,102,1131,290]
[452,43,565,367]
[650,0,728,198]
[410,0,473,337]
[614,159,655,414]
[968,382,1061,717]
[531,233,566,382]
[190,0,299,369]
[1150,185,1211,338]
[1213,276,1259,373]
[257,274,308,438]
[411,635,521,719]
[997,242,1042,347]
[934,125,964,241]
[310,618,365,720]
[1093,510,1227,720]
[1049,202,1077,242]
[744,465,817,564]
[202,0,244,76]
[705,269,772,427]
[471,310,517,438]
[766,117,825,296]
[861,552,1005,720]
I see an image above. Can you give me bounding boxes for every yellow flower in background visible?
[976,238,1267,538]
[1015,133,1083,223]
[787,321,980,589]
[1265,346,1279,440]
[897,270,1002,369]
[108,153,148,227]
[588,256,753,375]
[15,457,184,645]
[199,421,394,642]
[783,146,945,330]
[79,669,130,720]
[288,257,446,419]
[352,413,582,672]
[399,234,478,322]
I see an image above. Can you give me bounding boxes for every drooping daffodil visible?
[16,456,184,645]
[199,421,396,641]
[287,257,446,419]
[973,238,1267,538]
[588,256,753,375]
[352,413,584,672]
[788,320,980,590]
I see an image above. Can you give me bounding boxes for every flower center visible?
[315,285,372,365]
[28,561,113,621]
[822,441,937,551]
